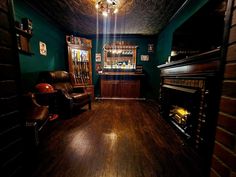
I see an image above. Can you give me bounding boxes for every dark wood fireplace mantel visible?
[158,48,221,77]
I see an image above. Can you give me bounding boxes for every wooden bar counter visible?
[99,72,144,98]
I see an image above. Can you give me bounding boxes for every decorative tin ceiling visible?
[23,0,187,35]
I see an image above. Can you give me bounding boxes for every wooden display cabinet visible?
[66,35,92,85]
[66,35,94,100]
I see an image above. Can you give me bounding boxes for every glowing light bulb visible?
[114,8,118,14]
[102,11,108,17]
[107,0,112,4]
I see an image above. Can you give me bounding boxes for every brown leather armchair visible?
[38,71,91,118]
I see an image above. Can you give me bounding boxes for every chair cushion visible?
[53,82,73,93]
[70,93,89,101]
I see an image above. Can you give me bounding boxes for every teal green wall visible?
[156,0,208,65]
[90,35,158,98]
[13,0,66,92]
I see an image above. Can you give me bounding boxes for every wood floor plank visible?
[25,100,205,177]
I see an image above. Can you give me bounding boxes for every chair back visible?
[39,71,73,93]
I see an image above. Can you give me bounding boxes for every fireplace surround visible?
[161,81,201,140]
[158,49,221,157]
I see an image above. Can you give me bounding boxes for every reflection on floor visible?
[25,100,204,177]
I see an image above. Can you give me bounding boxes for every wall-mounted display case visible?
[15,18,33,55]
[103,42,138,70]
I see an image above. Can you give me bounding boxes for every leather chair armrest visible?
[56,89,73,111]
[56,89,73,100]
[72,86,85,93]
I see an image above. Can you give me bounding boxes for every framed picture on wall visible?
[141,55,149,61]
[96,63,102,73]
[95,53,101,62]
[148,44,154,53]
[39,41,47,56]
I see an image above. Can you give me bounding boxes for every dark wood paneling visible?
[0,28,12,47]
[100,79,141,98]
[0,138,22,164]
[0,1,23,177]
[101,80,120,97]
[0,96,18,115]
[0,47,15,65]
[0,111,21,133]
[0,10,9,29]
[2,150,23,177]
[0,81,17,98]
[120,80,140,98]
[0,126,22,149]
[0,64,17,81]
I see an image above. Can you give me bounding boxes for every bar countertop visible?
[98,72,144,76]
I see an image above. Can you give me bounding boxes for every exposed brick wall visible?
[211,0,236,176]
[0,0,24,177]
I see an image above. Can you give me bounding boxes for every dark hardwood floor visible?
[25,100,205,177]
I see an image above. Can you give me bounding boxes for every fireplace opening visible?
[160,84,201,144]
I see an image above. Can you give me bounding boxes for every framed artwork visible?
[95,53,101,62]
[148,44,154,53]
[141,55,149,61]
[39,41,47,56]
[96,63,102,73]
